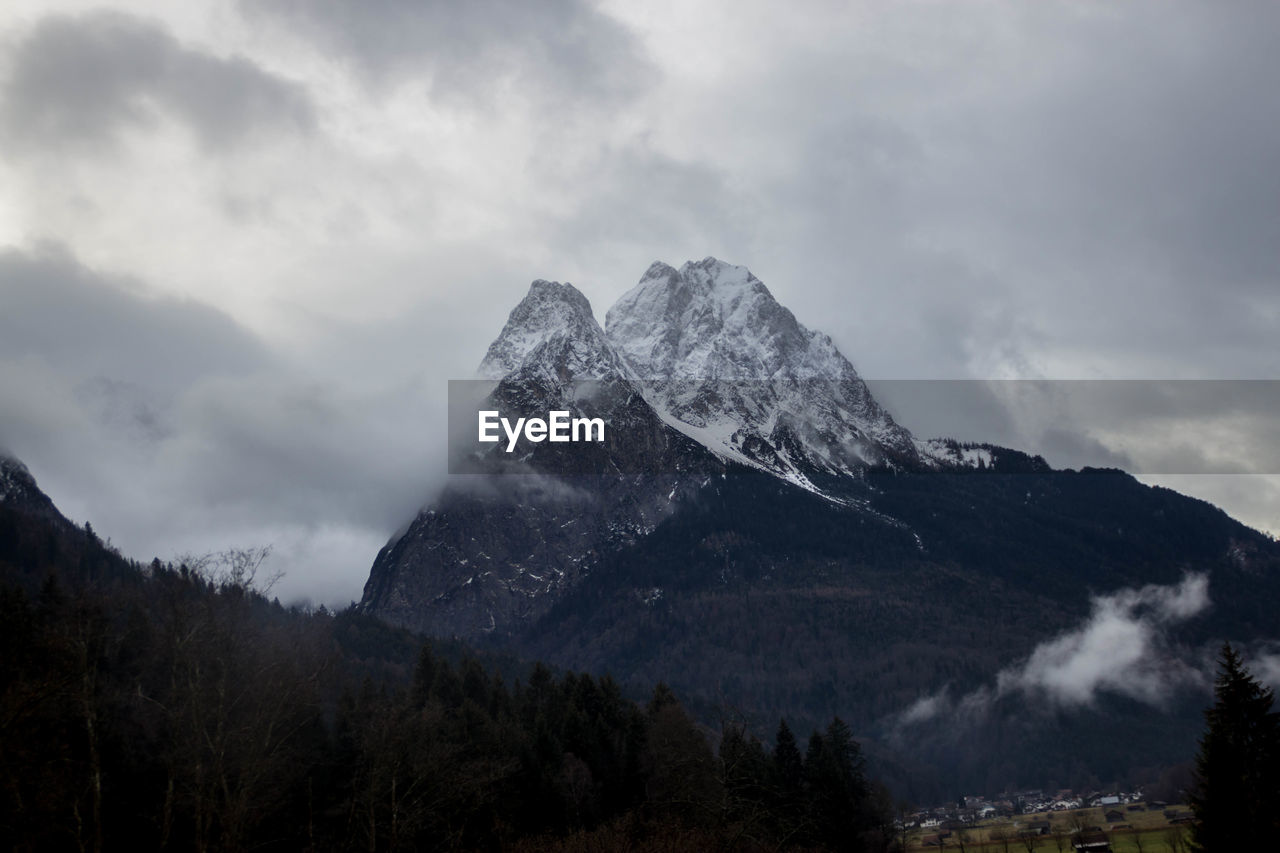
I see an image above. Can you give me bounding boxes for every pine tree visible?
[771,718,807,843]
[1188,643,1280,852]
[805,718,886,850]
[773,719,803,795]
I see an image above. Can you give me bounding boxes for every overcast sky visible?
[2,0,1278,606]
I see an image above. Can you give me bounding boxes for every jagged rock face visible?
[360,258,1017,639]
[608,258,847,382]
[606,258,920,488]
[362,278,730,638]
[362,458,720,638]
[478,279,628,382]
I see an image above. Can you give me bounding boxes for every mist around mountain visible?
[361,258,1280,801]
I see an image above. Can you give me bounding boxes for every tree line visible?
[0,518,896,851]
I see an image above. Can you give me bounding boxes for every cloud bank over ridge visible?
[899,573,1212,729]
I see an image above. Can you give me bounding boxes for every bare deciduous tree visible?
[989,824,1013,853]
[1051,821,1070,852]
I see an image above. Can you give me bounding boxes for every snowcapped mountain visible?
[480,258,929,495]
[606,258,919,491]
[363,258,974,637]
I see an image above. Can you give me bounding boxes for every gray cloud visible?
[1251,646,1280,692]
[898,573,1212,728]
[581,1,1280,383]
[0,246,441,607]
[4,0,1280,606]
[0,245,270,390]
[867,380,1280,476]
[241,0,648,105]
[0,10,314,155]
[919,1,1280,378]
[997,573,1210,706]
[544,145,749,271]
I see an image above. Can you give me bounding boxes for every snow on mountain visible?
[607,259,845,382]
[915,439,996,470]
[604,257,920,489]
[478,279,628,382]
[363,258,1042,636]
[364,278,731,638]
[468,260,992,500]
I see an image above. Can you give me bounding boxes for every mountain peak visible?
[681,255,758,283]
[605,258,918,481]
[474,260,919,493]
[641,260,679,280]
[478,279,624,381]
[525,278,592,312]
[606,259,817,381]
[635,257,764,298]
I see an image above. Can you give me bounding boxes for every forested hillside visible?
[513,463,1280,800]
[0,460,896,852]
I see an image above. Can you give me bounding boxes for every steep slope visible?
[517,461,1280,799]
[0,453,142,594]
[362,279,746,637]
[361,265,939,638]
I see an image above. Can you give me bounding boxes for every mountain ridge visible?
[359,258,1280,797]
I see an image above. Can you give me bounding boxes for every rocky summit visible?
[360,258,942,639]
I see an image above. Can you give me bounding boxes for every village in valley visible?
[903,789,1194,851]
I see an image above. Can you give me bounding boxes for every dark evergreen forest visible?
[0,478,897,852]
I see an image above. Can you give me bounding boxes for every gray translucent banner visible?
[448,379,1280,475]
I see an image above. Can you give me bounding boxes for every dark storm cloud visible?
[0,249,437,530]
[241,0,647,103]
[166,373,441,532]
[0,246,441,606]
[0,10,314,155]
[889,0,1280,377]
[996,4,1280,288]
[537,1,1280,383]
[4,0,1279,603]
[0,244,276,495]
[0,246,270,390]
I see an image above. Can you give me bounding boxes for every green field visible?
[909,804,1193,851]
